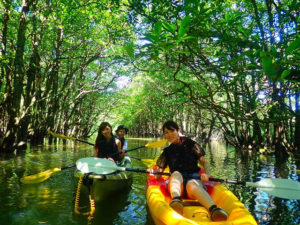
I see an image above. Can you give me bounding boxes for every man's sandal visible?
[169,196,184,215]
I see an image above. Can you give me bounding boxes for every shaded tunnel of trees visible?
[0,0,299,157]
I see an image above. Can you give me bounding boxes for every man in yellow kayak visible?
[155,121,228,221]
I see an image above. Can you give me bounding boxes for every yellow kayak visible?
[146,171,257,225]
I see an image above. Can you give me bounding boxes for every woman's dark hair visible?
[95,122,113,146]
[162,121,179,132]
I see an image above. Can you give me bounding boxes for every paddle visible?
[209,177,300,200]
[108,139,167,157]
[20,137,167,184]
[77,157,300,200]
[20,164,76,184]
[48,130,94,146]
[48,130,167,155]
[49,130,148,161]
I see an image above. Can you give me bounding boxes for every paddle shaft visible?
[60,154,144,172]
[122,168,247,185]
[122,169,299,193]
[121,168,229,180]
[62,164,76,170]
[53,133,145,157]
[60,164,224,177]
[109,145,145,157]
[209,177,246,185]
[57,134,145,159]
[78,140,145,159]
[124,167,170,176]
[75,158,300,200]
[49,131,166,159]
[76,139,94,146]
[50,131,161,160]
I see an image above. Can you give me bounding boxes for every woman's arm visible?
[94,146,98,157]
[116,139,125,159]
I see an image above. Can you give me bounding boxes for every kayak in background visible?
[74,157,133,202]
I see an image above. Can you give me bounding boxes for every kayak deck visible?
[146,174,257,225]
[74,157,133,202]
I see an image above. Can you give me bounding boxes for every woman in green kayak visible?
[155,121,228,221]
[94,122,125,162]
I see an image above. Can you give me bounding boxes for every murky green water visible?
[0,138,299,225]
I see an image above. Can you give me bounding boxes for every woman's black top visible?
[96,137,119,162]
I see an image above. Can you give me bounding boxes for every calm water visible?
[0,138,299,225]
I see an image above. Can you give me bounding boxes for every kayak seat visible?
[182,200,202,206]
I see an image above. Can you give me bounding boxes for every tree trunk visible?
[0,0,11,92]
[0,1,32,152]
[17,2,40,146]
[271,83,288,156]
[47,27,63,144]
[295,90,300,152]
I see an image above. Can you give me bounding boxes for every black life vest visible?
[96,137,119,161]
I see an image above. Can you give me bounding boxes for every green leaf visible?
[260,51,280,80]
[225,13,229,21]
[260,52,273,72]
[161,33,171,39]
[162,22,176,34]
[154,22,162,36]
[286,38,300,55]
[144,33,157,43]
[176,50,190,56]
[178,16,190,38]
[124,41,134,58]
[281,69,291,80]
[176,35,195,43]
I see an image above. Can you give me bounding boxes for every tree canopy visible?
[0,0,299,154]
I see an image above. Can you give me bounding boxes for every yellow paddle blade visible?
[141,155,161,168]
[48,130,76,141]
[20,168,61,184]
[145,139,168,148]
[141,159,156,168]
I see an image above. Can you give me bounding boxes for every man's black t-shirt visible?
[156,137,205,173]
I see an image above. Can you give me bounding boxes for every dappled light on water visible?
[0,138,299,225]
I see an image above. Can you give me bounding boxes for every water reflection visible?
[87,190,131,225]
[202,141,300,225]
[0,138,299,225]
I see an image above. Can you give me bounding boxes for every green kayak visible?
[74,157,133,202]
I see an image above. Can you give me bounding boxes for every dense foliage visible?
[0,0,299,155]
[119,0,300,154]
[0,0,135,152]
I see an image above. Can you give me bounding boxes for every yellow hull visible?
[146,178,257,225]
